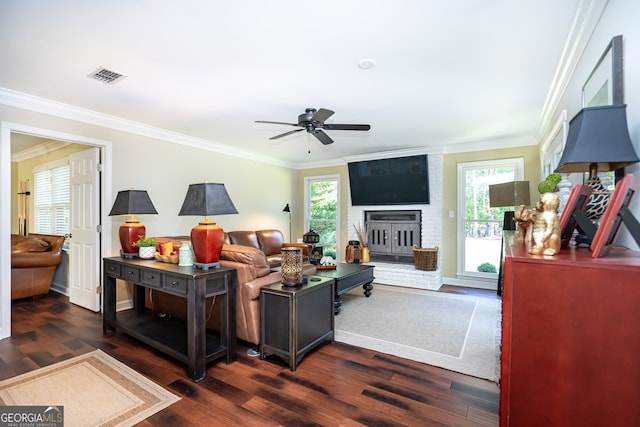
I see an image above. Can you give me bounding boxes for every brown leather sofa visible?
[225,229,312,268]
[11,233,65,300]
[149,238,317,348]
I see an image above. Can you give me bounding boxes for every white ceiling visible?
[1,0,584,166]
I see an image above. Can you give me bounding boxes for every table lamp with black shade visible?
[555,104,639,243]
[488,181,531,231]
[109,189,158,258]
[178,182,238,270]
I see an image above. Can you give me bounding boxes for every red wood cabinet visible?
[500,231,640,426]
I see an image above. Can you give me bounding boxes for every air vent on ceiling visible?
[87,67,127,84]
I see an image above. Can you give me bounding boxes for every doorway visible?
[456,158,524,281]
[0,122,112,339]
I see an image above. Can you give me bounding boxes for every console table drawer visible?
[141,269,162,288]
[122,266,140,282]
[105,262,121,277]
[164,275,188,294]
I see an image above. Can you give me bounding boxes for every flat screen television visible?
[348,155,430,205]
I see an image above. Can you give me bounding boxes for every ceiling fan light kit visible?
[255,107,370,145]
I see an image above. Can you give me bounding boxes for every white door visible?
[69,147,101,311]
[457,158,524,280]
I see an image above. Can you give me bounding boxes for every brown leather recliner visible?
[11,233,65,300]
[226,229,312,269]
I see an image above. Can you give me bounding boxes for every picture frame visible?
[559,184,593,248]
[590,174,640,258]
[582,34,623,108]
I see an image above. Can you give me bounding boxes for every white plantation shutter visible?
[33,159,70,236]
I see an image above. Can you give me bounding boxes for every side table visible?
[260,276,334,371]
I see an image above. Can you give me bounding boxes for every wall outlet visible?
[449,210,455,218]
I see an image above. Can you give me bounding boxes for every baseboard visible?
[50,283,69,296]
[443,275,497,290]
[116,299,133,312]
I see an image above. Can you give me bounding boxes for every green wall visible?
[296,144,540,281]
[441,145,540,279]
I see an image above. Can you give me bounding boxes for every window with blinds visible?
[33,159,70,236]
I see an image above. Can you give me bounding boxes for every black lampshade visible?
[488,181,530,208]
[555,104,639,174]
[108,190,158,216]
[282,203,291,213]
[178,183,238,217]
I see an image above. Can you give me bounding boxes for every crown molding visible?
[0,88,296,169]
[536,0,609,137]
[443,133,537,155]
[11,139,71,162]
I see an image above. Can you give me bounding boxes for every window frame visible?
[304,174,341,261]
[33,158,70,237]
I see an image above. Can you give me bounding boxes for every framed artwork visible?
[581,35,624,186]
[582,35,623,108]
[590,174,639,258]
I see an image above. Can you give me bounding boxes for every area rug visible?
[335,285,502,382]
[0,350,180,426]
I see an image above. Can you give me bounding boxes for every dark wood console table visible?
[500,231,640,426]
[103,257,237,382]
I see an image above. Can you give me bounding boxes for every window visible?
[305,176,339,260]
[33,159,70,236]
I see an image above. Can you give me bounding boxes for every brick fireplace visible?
[346,153,443,290]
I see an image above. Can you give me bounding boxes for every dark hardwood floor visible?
[1,288,499,426]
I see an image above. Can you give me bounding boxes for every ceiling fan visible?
[255,108,370,145]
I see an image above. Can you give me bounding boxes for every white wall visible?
[548,0,640,249]
[0,104,296,338]
[1,105,296,250]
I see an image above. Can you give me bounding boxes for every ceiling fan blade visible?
[255,120,298,127]
[312,129,334,145]
[269,128,304,140]
[311,108,334,124]
[323,123,371,131]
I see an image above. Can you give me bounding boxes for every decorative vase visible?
[138,246,155,259]
[584,176,611,221]
[361,247,370,263]
[178,242,194,266]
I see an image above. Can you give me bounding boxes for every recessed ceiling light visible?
[87,67,127,84]
[358,58,376,70]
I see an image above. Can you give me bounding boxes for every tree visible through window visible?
[308,178,338,259]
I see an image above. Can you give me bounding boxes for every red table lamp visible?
[178,183,238,269]
[108,189,158,258]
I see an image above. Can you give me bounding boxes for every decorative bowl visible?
[154,252,179,264]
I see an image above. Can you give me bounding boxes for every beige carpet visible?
[335,285,502,382]
[0,350,180,426]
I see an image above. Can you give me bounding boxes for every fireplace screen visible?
[366,210,421,262]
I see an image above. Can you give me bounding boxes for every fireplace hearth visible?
[366,210,421,263]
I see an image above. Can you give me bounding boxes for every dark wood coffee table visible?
[316,263,375,314]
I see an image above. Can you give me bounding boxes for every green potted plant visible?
[133,237,156,259]
[538,173,561,194]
